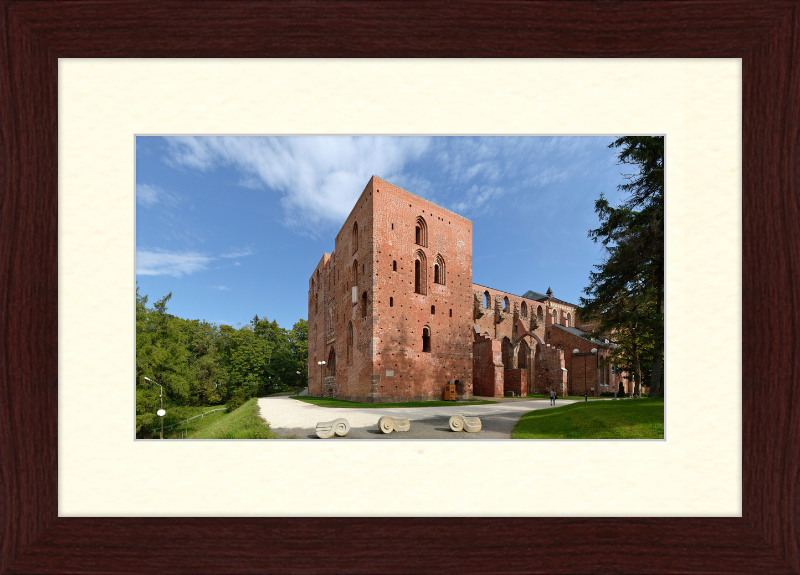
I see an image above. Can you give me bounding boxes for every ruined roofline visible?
[552,323,616,349]
[372,176,473,225]
[473,282,578,308]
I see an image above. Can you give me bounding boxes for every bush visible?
[599,391,616,397]
[225,394,247,412]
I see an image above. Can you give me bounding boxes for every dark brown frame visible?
[1,2,797,573]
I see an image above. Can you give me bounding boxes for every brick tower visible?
[308,176,474,402]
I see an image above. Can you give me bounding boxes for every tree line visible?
[579,136,665,398]
[136,285,308,437]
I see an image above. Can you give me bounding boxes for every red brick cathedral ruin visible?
[308,176,629,402]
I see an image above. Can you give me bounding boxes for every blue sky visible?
[136,136,631,330]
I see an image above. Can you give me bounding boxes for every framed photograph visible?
[2,2,795,573]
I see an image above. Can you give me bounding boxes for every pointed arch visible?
[414,249,427,295]
[351,221,359,254]
[422,325,431,352]
[501,337,512,369]
[519,339,530,369]
[352,259,358,289]
[415,216,428,247]
[503,296,509,312]
[327,347,336,377]
[433,253,446,285]
[483,291,490,308]
[567,312,572,327]
[537,305,544,321]
[521,301,527,317]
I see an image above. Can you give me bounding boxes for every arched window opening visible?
[537,305,544,321]
[392,260,397,272]
[415,216,428,247]
[501,337,512,369]
[361,292,368,318]
[390,297,393,307]
[422,326,431,352]
[414,250,427,295]
[351,221,358,254]
[519,340,530,369]
[347,322,353,364]
[433,254,446,285]
[327,347,336,378]
[352,260,358,289]
[554,309,560,325]
[567,312,571,327]
[521,301,527,317]
[483,291,490,309]
[431,305,435,314]
[503,297,509,312]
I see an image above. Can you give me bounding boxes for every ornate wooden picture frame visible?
[2,2,796,572]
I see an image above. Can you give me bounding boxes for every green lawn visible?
[192,398,279,439]
[524,394,613,401]
[511,397,664,439]
[290,396,498,409]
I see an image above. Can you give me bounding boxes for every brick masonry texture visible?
[308,176,630,402]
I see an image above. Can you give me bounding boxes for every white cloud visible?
[137,245,254,277]
[136,249,214,277]
[161,136,431,236]
[209,286,231,291]
[136,183,179,207]
[220,247,255,259]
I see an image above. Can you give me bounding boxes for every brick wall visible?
[472,332,503,397]
[504,369,527,396]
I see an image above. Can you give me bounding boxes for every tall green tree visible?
[580,136,664,397]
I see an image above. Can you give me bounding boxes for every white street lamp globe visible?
[157,409,166,417]
[573,349,579,354]
[591,348,598,354]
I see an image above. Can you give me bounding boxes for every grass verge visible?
[511,397,664,439]
[192,398,278,439]
[290,396,498,408]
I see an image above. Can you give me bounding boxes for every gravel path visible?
[257,395,585,439]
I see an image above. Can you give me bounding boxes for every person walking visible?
[550,389,556,406]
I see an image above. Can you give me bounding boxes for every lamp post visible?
[572,349,597,401]
[144,376,165,439]
[317,360,326,397]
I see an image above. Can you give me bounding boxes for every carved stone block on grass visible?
[316,418,350,438]
[449,414,482,433]
[378,416,410,434]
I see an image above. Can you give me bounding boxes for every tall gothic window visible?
[351,221,358,254]
[433,254,446,284]
[414,250,427,295]
[415,216,428,247]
